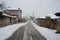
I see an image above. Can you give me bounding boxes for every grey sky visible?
[1,0,60,17]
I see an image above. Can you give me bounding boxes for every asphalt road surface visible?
[6,22,46,40]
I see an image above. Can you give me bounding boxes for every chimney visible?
[8,7,11,8]
[18,8,20,9]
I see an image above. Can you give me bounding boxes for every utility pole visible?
[32,12,35,21]
[33,12,34,18]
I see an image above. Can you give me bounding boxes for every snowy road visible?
[6,22,46,40]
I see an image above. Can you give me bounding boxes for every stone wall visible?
[36,17,57,29]
[36,18,60,33]
[56,21,60,33]
[37,19,53,28]
[0,16,17,27]
[0,17,10,27]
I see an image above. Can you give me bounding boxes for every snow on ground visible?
[31,22,60,40]
[56,33,60,40]
[0,21,28,40]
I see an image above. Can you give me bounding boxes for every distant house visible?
[0,11,17,27]
[30,16,34,20]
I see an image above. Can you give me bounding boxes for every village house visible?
[0,11,17,27]
[3,8,22,22]
[0,7,24,27]
[0,2,23,27]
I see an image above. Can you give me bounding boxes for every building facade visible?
[0,12,17,27]
[4,8,22,19]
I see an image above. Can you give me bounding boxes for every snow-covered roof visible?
[5,8,21,11]
[39,16,45,18]
[4,8,22,13]
[47,13,59,19]
[2,13,16,18]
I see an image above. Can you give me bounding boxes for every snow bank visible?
[0,21,28,40]
[31,22,60,40]
[56,34,60,40]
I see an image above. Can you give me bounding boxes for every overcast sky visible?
[1,0,60,18]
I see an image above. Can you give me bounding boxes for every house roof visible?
[2,13,16,18]
[4,12,16,16]
[4,8,22,13]
[47,13,59,19]
[6,9,21,11]
[5,8,21,11]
